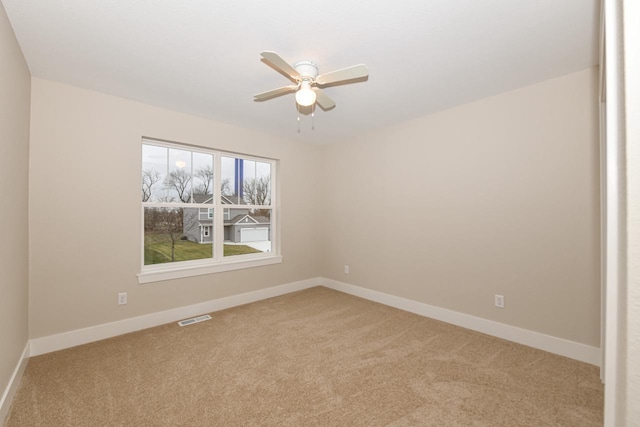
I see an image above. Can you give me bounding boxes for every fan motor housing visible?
[294,61,318,79]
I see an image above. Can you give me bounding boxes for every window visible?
[139,139,280,283]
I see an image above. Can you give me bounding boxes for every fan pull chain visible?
[296,103,301,133]
[311,103,315,131]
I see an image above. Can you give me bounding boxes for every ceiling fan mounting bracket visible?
[293,61,319,80]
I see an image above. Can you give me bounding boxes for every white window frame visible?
[138,138,281,284]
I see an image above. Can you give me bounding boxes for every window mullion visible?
[270,160,277,254]
[189,151,194,203]
[214,153,223,261]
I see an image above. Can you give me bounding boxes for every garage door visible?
[240,227,269,243]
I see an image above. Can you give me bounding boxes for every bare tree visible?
[156,194,177,203]
[141,169,161,202]
[145,207,199,262]
[243,176,271,205]
[194,165,213,196]
[164,169,192,203]
[145,208,184,262]
[221,177,233,196]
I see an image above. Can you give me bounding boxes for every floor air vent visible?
[177,314,212,327]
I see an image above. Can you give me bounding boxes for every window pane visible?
[221,156,237,199]
[221,156,271,205]
[192,152,213,204]
[224,208,271,257]
[243,160,271,205]
[142,144,168,202]
[166,149,193,203]
[144,207,213,265]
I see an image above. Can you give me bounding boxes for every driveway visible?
[225,240,271,252]
[246,240,271,252]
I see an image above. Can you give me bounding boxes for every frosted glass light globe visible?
[295,81,316,106]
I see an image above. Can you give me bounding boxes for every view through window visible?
[141,140,275,269]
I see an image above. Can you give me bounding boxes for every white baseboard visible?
[30,277,322,357]
[0,342,30,425]
[321,278,601,366]
[27,276,600,367]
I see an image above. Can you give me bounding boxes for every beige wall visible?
[320,68,601,347]
[28,78,321,338]
[28,67,602,351]
[0,0,30,405]
[624,0,640,422]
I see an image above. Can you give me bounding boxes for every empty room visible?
[1,0,638,426]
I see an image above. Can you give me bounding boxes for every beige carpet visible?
[6,287,603,426]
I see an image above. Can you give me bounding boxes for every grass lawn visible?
[223,244,262,257]
[145,232,260,265]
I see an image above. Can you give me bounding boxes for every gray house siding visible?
[183,206,270,244]
[182,207,203,242]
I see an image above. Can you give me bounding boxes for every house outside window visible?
[139,138,279,283]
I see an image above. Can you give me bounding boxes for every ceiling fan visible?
[254,51,369,110]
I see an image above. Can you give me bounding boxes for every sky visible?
[142,142,271,204]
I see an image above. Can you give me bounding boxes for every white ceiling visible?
[2,0,600,144]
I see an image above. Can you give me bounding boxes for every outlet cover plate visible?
[118,292,127,305]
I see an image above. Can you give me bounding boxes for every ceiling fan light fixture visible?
[295,81,316,107]
[255,52,368,112]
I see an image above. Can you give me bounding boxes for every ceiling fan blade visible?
[316,64,369,86]
[314,88,336,110]
[260,51,301,82]
[254,85,298,101]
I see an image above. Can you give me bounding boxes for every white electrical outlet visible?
[118,292,127,305]
[344,265,350,274]
[494,294,505,309]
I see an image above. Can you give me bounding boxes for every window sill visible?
[137,255,283,284]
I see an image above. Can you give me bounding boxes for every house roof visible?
[199,214,269,226]
[227,214,270,226]
[1,1,599,144]
[191,194,247,204]
[221,195,246,205]
[192,194,213,204]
